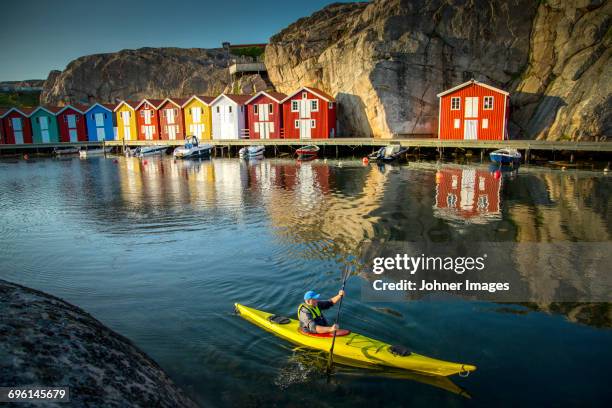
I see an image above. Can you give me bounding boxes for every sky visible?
[0,0,362,81]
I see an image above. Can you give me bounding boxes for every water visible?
[1,156,610,407]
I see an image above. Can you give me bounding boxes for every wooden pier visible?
[0,138,610,152]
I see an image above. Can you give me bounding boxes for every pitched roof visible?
[158,97,189,109]
[280,86,335,103]
[0,107,30,117]
[181,95,214,107]
[57,104,87,115]
[84,103,115,113]
[135,98,164,110]
[30,106,61,115]
[436,79,509,97]
[113,100,138,111]
[212,94,252,105]
[0,108,8,117]
[245,90,287,104]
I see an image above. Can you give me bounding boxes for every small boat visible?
[173,136,213,159]
[79,147,111,158]
[136,145,168,157]
[239,145,265,159]
[296,145,320,159]
[235,303,476,377]
[368,145,408,162]
[54,147,80,156]
[490,148,521,165]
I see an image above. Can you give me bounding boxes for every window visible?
[268,104,273,114]
[482,118,489,129]
[451,97,460,110]
[454,119,460,129]
[254,105,258,114]
[311,100,319,112]
[216,106,220,113]
[294,120,299,129]
[241,106,244,112]
[310,120,316,128]
[302,92,307,99]
[228,106,232,113]
[328,102,333,109]
[483,96,494,110]
[291,100,299,112]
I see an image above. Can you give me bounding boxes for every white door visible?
[122,112,131,140]
[69,129,78,142]
[299,99,311,119]
[465,97,479,118]
[299,119,311,139]
[191,107,201,123]
[166,109,175,124]
[260,122,269,139]
[168,125,177,140]
[464,120,478,140]
[12,118,24,144]
[144,110,152,125]
[40,116,50,143]
[258,104,269,121]
[96,127,105,141]
[95,113,104,127]
[144,126,154,140]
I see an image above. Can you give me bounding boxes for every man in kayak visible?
[298,290,345,334]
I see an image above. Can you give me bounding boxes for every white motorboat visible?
[173,136,213,159]
[239,145,265,159]
[136,145,168,157]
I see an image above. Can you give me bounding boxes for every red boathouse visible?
[1,107,34,144]
[157,98,186,140]
[437,80,509,141]
[281,87,336,139]
[245,91,286,139]
[135,99,163,141]
[57,104,88,142]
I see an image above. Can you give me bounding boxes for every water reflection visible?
[1,156,611,407]
[434,166,502,224]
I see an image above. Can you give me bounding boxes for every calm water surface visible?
[1,156,611,407]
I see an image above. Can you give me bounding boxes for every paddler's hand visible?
[330,324,339,333]
[338,290,345,297]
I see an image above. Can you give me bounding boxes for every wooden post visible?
[480,149,484,162]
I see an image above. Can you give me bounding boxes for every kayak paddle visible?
[327,265,350,373]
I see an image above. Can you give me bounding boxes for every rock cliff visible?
[40,0,610,140]
[41,47,268,105]
[0,279,198,408]
[265,0,611,140]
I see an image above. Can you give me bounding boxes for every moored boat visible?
[173,136,213,159]
[79,147,112,158]
[239,145,265,159]
[136,145,168,157]
[54,147,80,156]
[490,148,521,165]
[296,145,320,159]
[368,145,408,162]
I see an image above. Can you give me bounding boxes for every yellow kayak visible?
[235,303,477,377]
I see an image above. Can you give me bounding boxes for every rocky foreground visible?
[0,280,198,408]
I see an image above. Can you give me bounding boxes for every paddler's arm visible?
[329,290,345,305]
[315,323,339,334]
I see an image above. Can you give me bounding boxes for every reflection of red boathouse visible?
[434,166,501,223]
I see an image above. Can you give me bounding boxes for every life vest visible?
[297,303,322,320]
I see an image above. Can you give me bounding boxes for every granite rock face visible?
[0,280,198,408]
[41,47,267,106]
[265,0,611,140]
